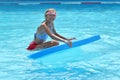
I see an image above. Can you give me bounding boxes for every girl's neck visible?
[45,20,53,25]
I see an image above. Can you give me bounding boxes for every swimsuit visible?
[27,33,48,50]
[27,41,37,50]
[27,26,53,50]
[34,32,48,41]
[34,26,53,41]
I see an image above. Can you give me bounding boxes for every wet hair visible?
[42,8,56,23]
[44,8,56,17]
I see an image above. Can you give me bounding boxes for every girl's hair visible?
[42,8,56,23]
[44,8,56,17]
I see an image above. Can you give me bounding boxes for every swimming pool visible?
[0,3,120,80]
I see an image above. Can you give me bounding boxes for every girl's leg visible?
[35,40,59,50]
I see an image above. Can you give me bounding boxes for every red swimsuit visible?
[27,41,37,50]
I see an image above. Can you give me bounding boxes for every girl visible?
[27,8,75,51]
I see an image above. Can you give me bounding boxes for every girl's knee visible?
[51,40,59,45]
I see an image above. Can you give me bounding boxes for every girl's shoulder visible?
[38,23,48,31]
[39,22,45,28]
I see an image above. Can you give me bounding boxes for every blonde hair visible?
[44,8,56,17]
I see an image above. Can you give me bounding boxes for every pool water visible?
[0,4,120,80]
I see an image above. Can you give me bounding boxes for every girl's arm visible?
[42,24,72,47]
[52,26,76,41]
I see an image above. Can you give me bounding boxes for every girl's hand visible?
[65,40,72,47]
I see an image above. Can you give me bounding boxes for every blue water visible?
[0,4,120,80]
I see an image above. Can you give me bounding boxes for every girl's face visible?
[46,11,56,22]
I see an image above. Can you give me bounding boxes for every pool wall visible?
[0,0,120,2]
[0,0,120,4]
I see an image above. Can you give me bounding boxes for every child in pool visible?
[27,8,75,51]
